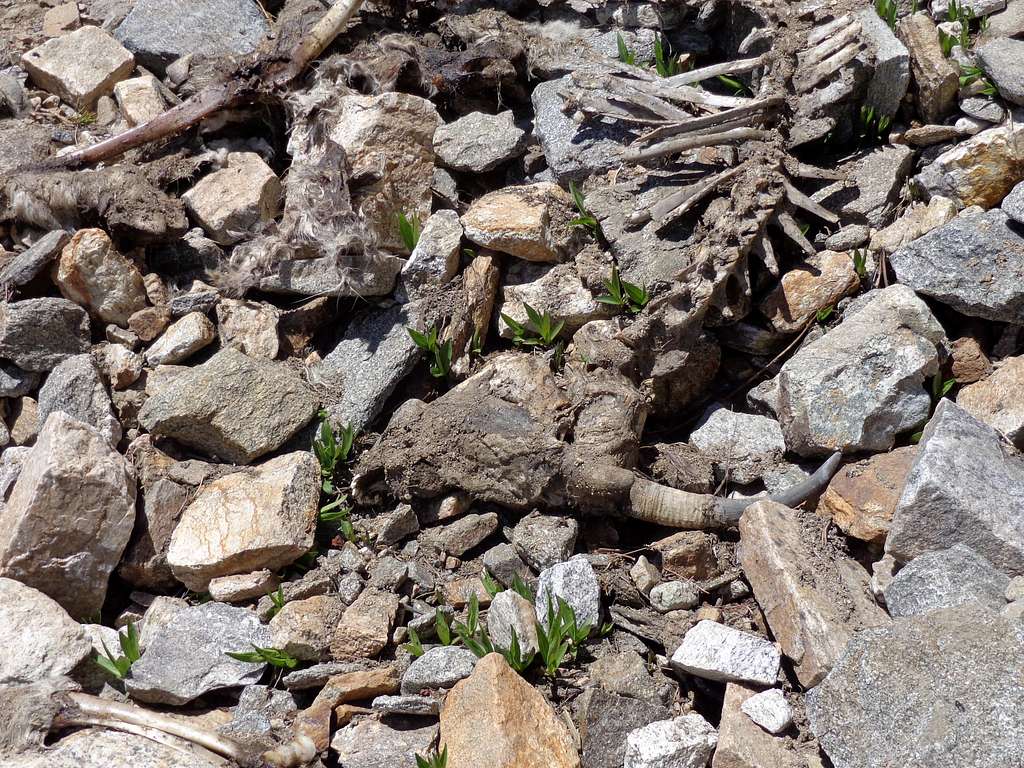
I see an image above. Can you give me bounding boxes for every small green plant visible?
[436,610,454,646]
[451,594,495,658]
[852,249,869,280]
[653,34,682,77]
[416,745,448,768]
[403,627,426,657]
[931,371,955,401]
[510,574,534,602]
[318,496,355,541]
[947,0,975,25]
[938,29,956,57]
[73,110,97,126]
[313,416,356,495]
[716,74,750,97]
[501,303,565,348]
[816,305,835,324]
[482,570,502,598]
[960,64,998,96]
[616,32,637,65]
[502,627,537,673]
[597,266,649,314]
[874,0,898,30]
[536,595,592,678]
[95,622,141,679]
[267,586,286,620]
[569,182,601,237]
[858,105,893,146]
[397,213,421,251]
[226,645,299,669]
[407,325,454,380]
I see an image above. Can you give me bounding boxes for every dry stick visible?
[652,165,746,226]
[783,179,840,225]
[783,157,844,180]
[58,0,366,168]
[634,97,782,146]
[774,210,817,257]
[654,83,755,110]
[622,127,768,163]
[663,56,764,87]
[806,13,854,47]
[752,232,780,276]
[799,19,862,68]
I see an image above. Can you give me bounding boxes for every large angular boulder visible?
[37,354,121,446]
[21,26,134,109]
[166,452,320,591]
[138,347,318,464]
[884,544,1010,617]
[0,412,136,619]
[53,228,147,327]
[0,298,91,372]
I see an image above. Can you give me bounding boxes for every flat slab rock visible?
[670,620,781,686]
[808,603,1024,768]
[884,543,1010,617]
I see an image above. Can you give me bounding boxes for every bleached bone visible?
[799,18,862,68]
[795,41,863,93]
[753,234,781,276]
[738,27,771,54]
[634,98,782,146]
[806,13,854,47]
[56,715,230,767]
[663,56,764,87]
[783,157,845,180]
[650,165,746,227]
[654,83,757,110]
[783,179,840,225]
[773,211,817,256]
[623,128,768,163]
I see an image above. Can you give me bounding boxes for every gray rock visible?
[1002,178,1024,223]
[37,354,121,445]
[373,694,440,716]
[0,577,92,684]
[512,512,579,572]
[825,224,871,251]
[589,651,675,706]
[0,231,69,288]
[331,717,438,768]
[535,555,601,629]
[0,362,38,398]
[498,262,609,339]
[427,512,499,557]
[577,687,671,768]
[402,209,463,292]
[315,303,424,432]
[118,477,189,590]
[126,601,270,705]
[0,447,30,499]
[884,544,1010,617]
[219,684,297,740]
[813,145,915,228]
[486,589,540,655]
[260,253,405,298]
[688,405,785,484]
[282,659,376,690]
[434,110,527,172]
[372,503,420,547]
[400,646,478,694]
[857,7,911,118]
[977,37,1024,105]
[115,0,268,72]
[890,207,1024,322]
[670,620,781,685]
[763,285,944,456]
[139,347,317,464]
[0,298,91,372]
[0,72,28,118]
[4,728,215,768]
[623,715,719,768]
[960,95,1005,123]
[1008,575,1024,601]
[0,412,135,620]
[887,399,1024,576]
[808,603,1024,768]
[649,580,700,612]
[482,543,532,586]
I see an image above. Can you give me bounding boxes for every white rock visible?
[21,26,134,109]
[740,688,794,734]
[207,569,278,602]
[630,555,661,595]
[624,714,718,768]
[486,589,540,655]
[535,554,601,630]
[649,580,700,612]
[183,152,282,245]
[0,577,92,684]
[689,404,786,484]
[216,298,279,359]
[670,620,781,685]
[113,74,165,126]
[145,311,216,365]
[402,209,463,291]
[54,228,148,327]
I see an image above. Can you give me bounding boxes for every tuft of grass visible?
[416,746,448,768]
[931,370,955,401]
[653,34,682,77]
[407,324,454,380]
[226,645,299,669]
[857,105,892,146]
[616,32,637,65]
[73,110,97,126]
[403,626,425,657]
[313,415,356,495]
[266,586,286,620]
[852,249,868,280]
[716,73,750,97]
[597,265,649,314]
[501,303,565,348]
[95,622,141,679]
[816,305,835,324]
[569,181,601,237]
[397,213,421,251]
[960,63,998,96]
[874,0,897,30]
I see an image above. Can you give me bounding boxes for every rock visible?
[712,684,800,768]
[207,569,277,602]
[649,580,700,612]
[330,589,400,660]
[630,555,661,595]
[956,356,1024,446]
[816,447,917,547]
[331,718,438,768]
[0,230,69,288]
[949,336,992,383]
[115,0,269,72]
[512,512,578,571]
[269,595,345,661]
[332,92,442,253]
[738,501,889,686]
[589,651,674,705]
[139,347,317,464]
[887,399,1024,575]
[915,117,1024,207]
[536,555,601,629]
[0,412,135,619]
[316,303,424,431]
[260,253,405,298]
[482,543,532,586]
[486,589,540,655]
[373,694,440,716]
[434,110,527,172]
[499,262,608,338]
[0,298,91,371]
[463,182,576,262]
[96,343,144,390]
[688,405,786,484]
[977,37,1024,105]
[0,577,92,684]
[670,620,781,685]
[884,544,1010,617]
[128,306,171,342]
[961,95,1005,123]
[42,2,79,36]
[651,531,721,580]
[624,715,718,768]
[126,601,270,705]
[166,452,319,591]
[1008,575,1024,600]
[759,250,859,333]
[577,687,671,768]
[740,688,793,735]
[4,728,224,768]
[183,152,282,245]
[857,7,911,118]
[401,209,463,291]
[144,312,216,365]
[371,503,419,547]
[899,14,959,122]
[760,285,944,456]
[220,684,297,741]
[21,26,134,109]
[118,477,189,589]
[868,196,957,255]
[813,146,915,228]
[808,603,1024,768]
[312,666,400,707]
[112,74,165,126]
[0,447,30,496]
[440,653,580,768]
[425,513,497,557]
[401,646,478,694]
[37,353,121,445]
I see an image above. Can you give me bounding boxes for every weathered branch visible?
[623,127,768,163]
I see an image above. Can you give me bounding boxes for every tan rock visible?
[869,196,957,254]
[269,594,345,661]
[312,665,401,708]
[145,312,216,365]
[113,75,166,127]
[54,228,147,327]
[166,452,320,591]
[95,342,144,390]
[711,683,802,768]
[440,653,580,768]
[957,356,1024,447]
[128,306,172,341]
[817,447,917,546]
[9,396,39,446]
[42,3,80,37]
[950,336,992,383]
[331,91,442,253]
[898,14,958,124]
[902,123,968,147]
[21,26,134,109]
[651,531,720,580]
[738,501,889,687]
[333,703,373,727]
[760,251,859,333]
[216,298,279,359]
[183,152,282,245]
[330,589,400,660]
[443,576,492,607]
[463,182,576,262]
[914,121,1024,208]
[207,569,278,602]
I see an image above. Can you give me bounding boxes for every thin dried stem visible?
[783,179,839,225]
[623,127,768,163]
[773,211,817,256]
[634,97,782,146]
[663,56,764,87]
